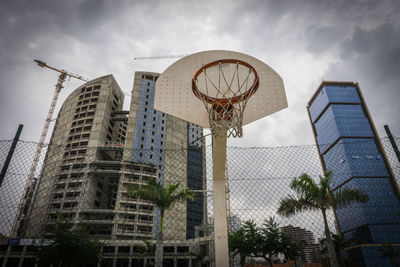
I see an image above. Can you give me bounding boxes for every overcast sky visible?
[1,0,399,147]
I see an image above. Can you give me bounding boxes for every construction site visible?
[0,56,400,267]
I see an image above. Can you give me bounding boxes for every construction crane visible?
[133,54,188,60]
[11,60,89,237]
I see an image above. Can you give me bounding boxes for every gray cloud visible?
[0,0,400,146]
[326,23,400,137]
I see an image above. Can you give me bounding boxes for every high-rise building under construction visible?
[22,72,207,241]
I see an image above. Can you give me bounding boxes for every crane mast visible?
[11,60,89,237]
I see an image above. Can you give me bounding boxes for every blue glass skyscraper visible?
[307,81,400,266]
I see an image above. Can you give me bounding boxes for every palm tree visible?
[259,217,300,266]
[228,218,300,267]
[378,244,400,266]
[229,222,256,266]
[189,246,208,267]
[277,170,369,267]
[138,240,156,267]
[36,215,101,267]
[128,178,195,267]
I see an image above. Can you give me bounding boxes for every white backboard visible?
[154,50,287,128]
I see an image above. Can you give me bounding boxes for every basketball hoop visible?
[192,59,259,137]
[154,50,287,267]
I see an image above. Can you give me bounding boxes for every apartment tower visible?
[124,72,206,240]
[25,75,159,240]
[281,225,321,263]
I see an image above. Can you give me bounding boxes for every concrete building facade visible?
[24,75,159,241]
[281,225,321,263]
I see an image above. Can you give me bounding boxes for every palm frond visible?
[127,178,194,212]
[335,187,369,208]
[290,173,319,199]
[277,195,317,216]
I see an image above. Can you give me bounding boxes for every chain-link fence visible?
[0,137,399,266]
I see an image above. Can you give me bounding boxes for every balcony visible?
[99,141,124,151]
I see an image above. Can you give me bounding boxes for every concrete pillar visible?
[212,128,229,267]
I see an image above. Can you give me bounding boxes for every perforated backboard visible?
[154,50,287,128]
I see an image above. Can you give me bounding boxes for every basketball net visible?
[192,59,259,137]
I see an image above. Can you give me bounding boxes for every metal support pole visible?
[0,124,23,187]
[212,128,229,267]
[384,125,400,163]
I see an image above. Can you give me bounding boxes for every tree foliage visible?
[229,217,300,267]
[189,246,208,267]
[35,215,101,267]
[277,170,369,267]
[128,178,195,233]
[128,178,195,267]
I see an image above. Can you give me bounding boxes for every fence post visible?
[0,124,24,187]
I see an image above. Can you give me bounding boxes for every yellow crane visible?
[11,60,89,237]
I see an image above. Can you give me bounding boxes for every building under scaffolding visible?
[23,74,161,240]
